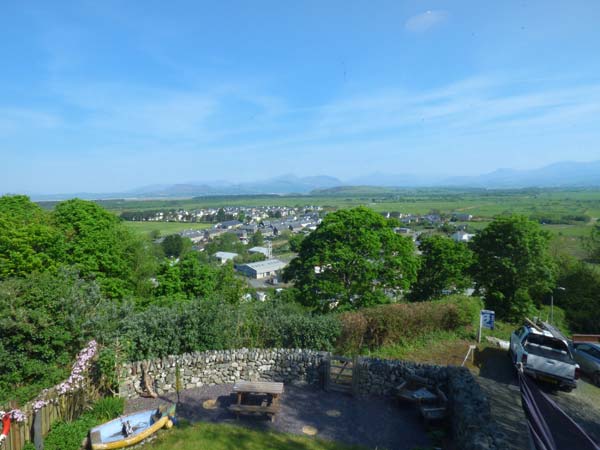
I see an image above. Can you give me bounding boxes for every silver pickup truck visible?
[509,323,580,391]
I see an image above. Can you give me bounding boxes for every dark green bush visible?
[44,415,97,450]
[110,298,341,361]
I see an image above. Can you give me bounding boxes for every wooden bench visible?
[228,403,281,421]
[228,381,284,422]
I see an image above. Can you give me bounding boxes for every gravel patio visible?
[125,382,433,450]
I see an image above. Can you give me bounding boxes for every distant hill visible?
[24,160,600,200]
[442,160,600,188]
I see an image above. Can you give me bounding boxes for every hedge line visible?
[336,295,483,354]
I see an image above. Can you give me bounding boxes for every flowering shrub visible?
[2,409,27,423]
[3,341,98,423]
[55,340,98,396]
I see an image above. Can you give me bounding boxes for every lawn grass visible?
[123,221,212,236]
[145,422,367,450]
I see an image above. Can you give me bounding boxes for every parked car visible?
[509,323,580,391]
[572,342,600,386]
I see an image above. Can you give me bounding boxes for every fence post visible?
[33,410,43,450]
[351,356,361,397]
[321,356,331,392]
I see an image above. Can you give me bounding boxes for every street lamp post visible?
[550,286,566,324]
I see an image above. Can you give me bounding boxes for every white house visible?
[451,231,475,243]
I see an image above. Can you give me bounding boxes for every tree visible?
[204,232,244,255]
[288,234,305,252]
[410,235,473,301]
[178,253,217,299]
[587,224,600,262]
[161,234,189,258]
[52,199,150,299]
[470,215,555,320]
[0,195,66,278]
[249,230,264,247]
[554,256,600,333]
[283,207,418,312]
[216,208,227,223]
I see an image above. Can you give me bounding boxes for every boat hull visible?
[90,406,175,450]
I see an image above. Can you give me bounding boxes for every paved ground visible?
[475,346,600,450]
[126,383,432,450]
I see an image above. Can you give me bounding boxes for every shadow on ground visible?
[126,383,433,450]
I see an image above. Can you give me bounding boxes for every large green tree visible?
[161,234,191,258]
[52,199,148,299]
[470,215,555,320]
[0,195,66,278]
[410,235,473,301]
[555,256,600,333]
[283,207,418,312]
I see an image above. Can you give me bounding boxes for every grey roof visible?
[249,246,269,253]
[239,259,287,273]
[214,251,238,259]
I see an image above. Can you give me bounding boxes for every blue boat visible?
[89,405,176,450]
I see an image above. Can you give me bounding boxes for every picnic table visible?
[396,375,448,426]
[228,381,284,422]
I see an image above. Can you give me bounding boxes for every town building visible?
[451,231,475,243]
[236,259,288,279]
[213,251,238,264]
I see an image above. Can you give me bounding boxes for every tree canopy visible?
[410,235,473,301]
[555,256,600,333]
[0,195,66,278]
[470,215,556,320]
[283,207,418,312]
[161,234,191,258]
[52,199,150,299]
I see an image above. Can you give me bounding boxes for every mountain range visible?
[26,160,600,200]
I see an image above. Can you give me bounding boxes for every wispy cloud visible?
[3,74,600,177]
[405,10,448,33]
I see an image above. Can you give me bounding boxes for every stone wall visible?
[354,358,449,396]
[447,367,509,450]
[118,348,327,398]
[354,358,509,450]
[119,349,508,449]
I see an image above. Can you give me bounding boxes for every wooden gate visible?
[323,356,359,395]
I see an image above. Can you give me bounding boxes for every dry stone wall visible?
[119,349,509,450]
[118,348,326,398]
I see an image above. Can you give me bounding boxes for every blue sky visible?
[2,0,600,194]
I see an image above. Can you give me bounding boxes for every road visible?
[475,346,600,450]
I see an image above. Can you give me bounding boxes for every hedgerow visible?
[336,295,483,354]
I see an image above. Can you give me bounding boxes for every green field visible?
[38,188,599,258]
[95,188,600,218]
[123,221,213,236]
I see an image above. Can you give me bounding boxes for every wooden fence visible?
[3,389,93,450]
[322,355,362,396]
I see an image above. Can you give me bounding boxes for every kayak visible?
[89,405,175,450]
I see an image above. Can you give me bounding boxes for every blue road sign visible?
[481,309,495,330]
